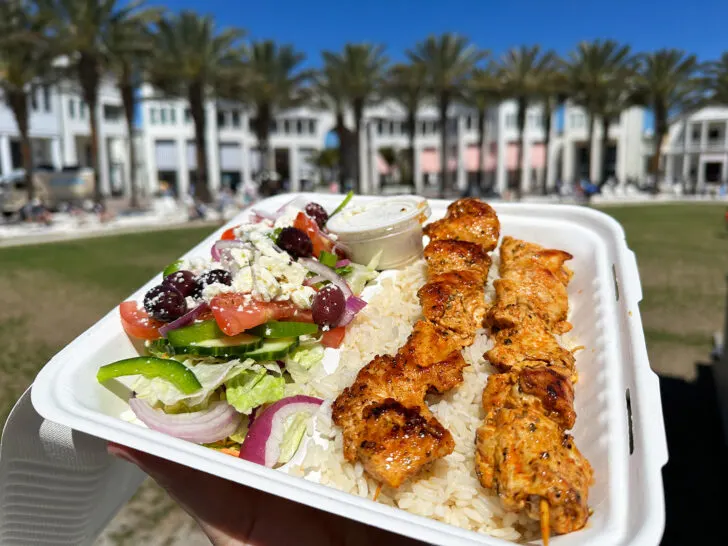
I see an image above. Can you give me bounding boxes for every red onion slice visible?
[336,296,367,327]
[251,208,277,221]
[303,275,326,286]
[129,398,242,444]
[159,303,210,337]
[239,395,323,467]
[275,196,309,216]
[298,258,353,299]
[211,239,248,261]
[334,259,351,268]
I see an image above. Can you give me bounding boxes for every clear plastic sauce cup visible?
[327,196,431,269]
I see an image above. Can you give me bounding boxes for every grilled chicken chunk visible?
[424,240,492,282]
[475,407,593,535]
[418,270,486,342]
[332,352,467,488]
[482,368,576,430]
[486,309,576,380]
[424,200,500,252]
[499,236,573,286]
[399,319,465,368]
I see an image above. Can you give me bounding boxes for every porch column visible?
[456,116,467,192]
[51,137,62,171]
[206,101,220,196]
[563,139,575,184]
[0,134,11,176]
[521,134,532,193]
[496,106,507,193]
[357,122,368,194]
[697,158,706,192]
[98,131,111,197]
[177,137,189,200]
[289,146,300,192]
[700,121,708,151]
[241,139,251,186]
[682,153,690,184]
[368,122,379,194]
[666,154,675,184]
[590,123,601,182]
[413,140,424,195]
[546,114,558,189]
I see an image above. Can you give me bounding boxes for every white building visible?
[0,80,135,197]
[664,106,728,190]
[139,87,652,197]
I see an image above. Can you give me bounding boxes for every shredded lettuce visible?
[133,358,255,410]
[228,416,250,444]
[284,342,325,383]
[277,412,310,465]
[225,369,285,414]
[343,263,379,295]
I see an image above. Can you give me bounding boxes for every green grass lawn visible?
[0,203,725,544]
[598,203,728,378]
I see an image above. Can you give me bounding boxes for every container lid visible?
[327,196,431,241]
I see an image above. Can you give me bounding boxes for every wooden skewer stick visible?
[373,483,382,502]
[540,498,550,546]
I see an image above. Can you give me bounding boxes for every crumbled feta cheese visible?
[291,286,316,309]
[185,296,197,308]
[253,265,280,301]
[234,220,272,239]
[274,206,300,229]
[201,281,234,300]
[181,256,213,275]
[232,267,254,293]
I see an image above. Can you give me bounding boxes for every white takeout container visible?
[327,195,431,269]
[30,193,667,546]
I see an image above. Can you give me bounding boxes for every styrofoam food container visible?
[326,195,431,269]
[31,193,667,546]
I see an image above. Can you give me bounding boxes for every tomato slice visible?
[220,225,239,240]
[294,212,332,257]
[210,293,314,336]
[119,301,163,340]
[321,326,346,348]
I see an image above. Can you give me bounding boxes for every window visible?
[283,119,290,134]
[377,121,383,135]
[296,119,303,135]
[389,121,395,135]
[217,110,226,128]
[419,121,426,135]
[691,125,700,141]
[80,102,86,119]
[185,108,192,123]
[150,107,157,124]
[69,98,76,119]
[31,89,38,111]
[708,128,720,140]
[308,119,316,134]
[506,113,516,128]
[270,119,278,133]
[466,115,473,130]
[249,117,257,132]
[231,110,241,128]
[569,112,584,129]
[43,86,51,112]
[170,108,177,124]
[103,104,123,122]
[160,108,167,124]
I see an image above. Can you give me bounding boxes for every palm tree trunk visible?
[79,54,103,204]
[542,99,552,195]
[407,110,416,190]
[438,93,450,199]
[476,108,487,194]
[514,98,527,200]
[652,101,667,185]
[353,98,364,194]
[335,111,347,189]
[7,90,34,202]
[120,75,139,209]
[600,117,611,187]
[189,82,211,203]
[586,113,595,182]
[254,103,274,192]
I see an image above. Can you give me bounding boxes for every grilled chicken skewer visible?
[476,237,593,541]
[333,199,500,488]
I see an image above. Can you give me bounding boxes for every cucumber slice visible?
[167,320,224,346]
[248,321,318,339]
[173,333,262,358]
[243,337,299,361]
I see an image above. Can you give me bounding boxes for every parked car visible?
[0,168,95,217]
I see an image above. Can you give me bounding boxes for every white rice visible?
[286,258,539,541]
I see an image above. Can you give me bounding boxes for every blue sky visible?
[153,0,728,131]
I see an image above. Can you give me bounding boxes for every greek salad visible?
[97,192,379,467]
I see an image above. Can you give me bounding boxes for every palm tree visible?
[322,44,388,193]
[384,62,427,190]
[565,40,632,184]
[313,65,352,190]
[231,41,312,178]
[408,34,484,197]
[464,64,501,195]
[704,53,728,104]
[0,0,55,202]
[39,0,156,204]
[147,11,244,203]
[632,50,700,184]
[106,7,162,209]
[497,45,555,198]
[538,62,568,194]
